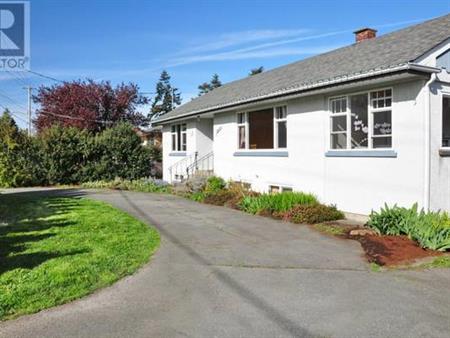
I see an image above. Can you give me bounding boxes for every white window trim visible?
[274,106,287,149]
[171,123,187,152]
[236,105,288,151]
[328,87,393,151]
[237,112,248,150]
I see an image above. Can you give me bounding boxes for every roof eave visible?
[154,63,440,125]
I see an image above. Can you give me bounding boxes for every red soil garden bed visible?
[317,221,444,266]
[350,234,442,266]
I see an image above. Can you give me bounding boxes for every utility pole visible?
[23,86,33,135]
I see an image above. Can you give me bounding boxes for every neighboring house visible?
[134,126,162,147]
[134,126,163,177]
[154,14,450,215]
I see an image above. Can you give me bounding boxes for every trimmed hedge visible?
[0,119,159,187]
[275,204,344,224]
[238,192,318,214]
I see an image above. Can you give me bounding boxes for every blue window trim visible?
[169,152,187,157]
[325,150,397,158]
[233,151,288,157]
[439,148,450,157]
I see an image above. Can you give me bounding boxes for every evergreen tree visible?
[0,109,19,151]
[198,73,222,96]
[249,66,264,76]
[210,74,222,89]
[150,70,182,120]
[197,82,212,96]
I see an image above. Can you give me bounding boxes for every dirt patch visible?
[352,235,442,266]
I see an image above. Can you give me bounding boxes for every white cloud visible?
[168,45,342,67]
[181,29,310,54]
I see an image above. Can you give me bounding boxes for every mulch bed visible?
[350,234,442,266]
[320,221,443,266]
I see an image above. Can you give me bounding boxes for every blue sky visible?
[2,0,449,128]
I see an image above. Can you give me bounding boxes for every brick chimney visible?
[354,28,377,43]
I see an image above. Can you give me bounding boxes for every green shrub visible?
[276,204,344,224]
[88,123,153,181]
[368,203,450,251]
[204,176,226,193]
[39,125,91,185]
[190,191,206,202]
[1,121,158,187]
[82,178,170,193]
[0,111,45,187]
[239,191,318,214]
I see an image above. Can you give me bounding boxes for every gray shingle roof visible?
[157,14,450,123]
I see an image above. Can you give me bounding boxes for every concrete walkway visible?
[1,188,450,338]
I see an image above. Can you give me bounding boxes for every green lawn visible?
[0,193,160,320]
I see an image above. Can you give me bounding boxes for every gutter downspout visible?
[424,72,437,211]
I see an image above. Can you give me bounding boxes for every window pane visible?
[238,126,246,149]
[443,97,450,147]
[331,98,346,113]
[282,187,293,192]
[373,137,392,148]
[177,125,181,151]
[171,134,176,151]
[277,121,287,148]
[171,125,176,133]
[249,109,274,149]
[182,133,187,151]
[237,113,245,124]
[269,185,280,194]
[275,106,286,119]
[331,115,347,132]
[182,124,187,131]
[373,111,392,135]
[331,133,347,149]
[350,94,368,149]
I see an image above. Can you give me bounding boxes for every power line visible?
[27,70,64,83]
[10,111,28,124]
[0,88,28,112]
[39,111,113,125]
[6,71,29,87]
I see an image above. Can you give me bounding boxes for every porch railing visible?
[186,151,214,179]
[168,151,214,183]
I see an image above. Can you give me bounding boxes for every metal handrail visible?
[168,151,214,182]
[168,152,197,182]
[186,151,214,178]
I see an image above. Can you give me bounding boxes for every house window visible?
[249,108,273,149]
[329,88,392,150]
[237,112,247,149]
[275,106,287,148]
[269,185,280,194]
[443,97,450,147]
[171,123,187,151]
[269,185,292,193]
[237,105,287,150]
[330,97,347,149]
[370,89,392,148]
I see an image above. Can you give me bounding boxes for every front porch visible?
[163,117,214,183]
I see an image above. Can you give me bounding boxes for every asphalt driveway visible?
[1,188,450,338]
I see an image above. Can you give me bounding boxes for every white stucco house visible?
[155,14,450,216]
